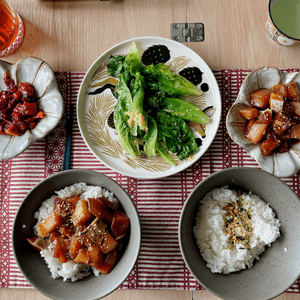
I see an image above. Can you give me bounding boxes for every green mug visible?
[265,0,300,47]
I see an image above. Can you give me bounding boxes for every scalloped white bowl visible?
[0,57,64,159]
[226,67,300,177]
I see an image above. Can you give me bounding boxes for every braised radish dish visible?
[27,183,130,281]
[239,81,300,155]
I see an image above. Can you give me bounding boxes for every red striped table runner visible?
[0,70,299,293]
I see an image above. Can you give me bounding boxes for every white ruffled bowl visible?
[226,67,300,178]
[0,57,64,159]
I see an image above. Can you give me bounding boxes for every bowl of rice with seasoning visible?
[178,167,300,300]
[12,169,141,300]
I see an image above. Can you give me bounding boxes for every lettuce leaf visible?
[156,111,199,160]
[144,63,201,97]
[160,97,209,124]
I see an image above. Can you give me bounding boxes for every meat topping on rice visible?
[27,183,130,281]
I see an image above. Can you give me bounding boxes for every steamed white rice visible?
[193,186,281,274]
[34,182,118,281]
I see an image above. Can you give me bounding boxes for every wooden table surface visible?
[1,0,300,299]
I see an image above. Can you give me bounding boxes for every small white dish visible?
[226,67,300,177]
[77,36,221,179]
[0,57,64,159]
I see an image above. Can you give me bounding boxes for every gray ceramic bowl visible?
[12,169,141,300]
[179,167,300,300]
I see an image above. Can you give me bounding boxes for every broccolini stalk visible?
[144,63,201,97]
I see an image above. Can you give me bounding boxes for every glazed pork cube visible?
[100,232,119,254]
[245,120,268,144]
[271,83,288,98]
[269,93,284,113]
[69,235,83,259]
[287,81,300,101]
[37,212,62,238]
[72,199,92,226]
[278,138,290,153]
[81,218,107,247]
[26,236,49,251]
[87,198,113,224]
[258,108,272,126]
[52,236,70,263]
[291,124,300,139]
[239,107,259,119]
[250,88,272,109]
[244,118,256,136]
[74,248,89,265]
[111,210,130,240]
[97,250,119,275]
[272,112,291,135]
[292,102,300,117]
[87,246,105,270]
[260,140,278,156]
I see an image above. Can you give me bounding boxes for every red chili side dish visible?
[0,73,45,136]
[239,81,300,156]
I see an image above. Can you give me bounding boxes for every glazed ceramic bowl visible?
[12,169,141,300]
[226,67,300,177]
[0,57,64,159]
[179,167,300,300]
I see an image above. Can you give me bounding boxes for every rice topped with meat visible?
[193,187,281,274]
[32,183,122,281]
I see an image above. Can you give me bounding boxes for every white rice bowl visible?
[193,186,281,274]
[33,182,119,281]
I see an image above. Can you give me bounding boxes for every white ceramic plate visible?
[0,57,64,159]
[226,67,300,177]
[77,37,221,179]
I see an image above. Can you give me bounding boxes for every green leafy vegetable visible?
[107,55,126,78]
[144,63,201,97]
[155,141,176,166]
[113,96,140,158]
[107,42,210,165]
[160,97,209,124]
[125,42,142,76]
[144,116,158,157]
[156,111,199,160]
